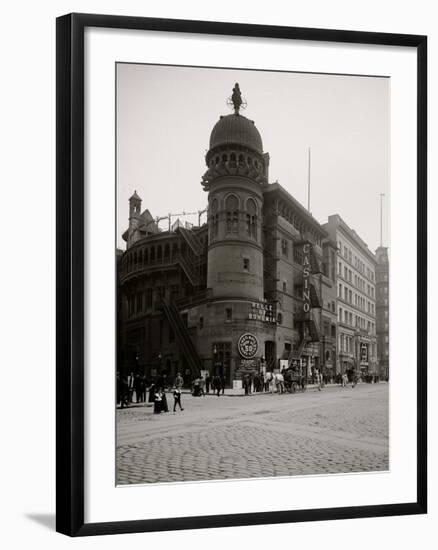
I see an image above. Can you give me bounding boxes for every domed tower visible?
[201,84,268,301]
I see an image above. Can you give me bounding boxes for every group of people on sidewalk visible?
[117,371,186,413]
[117,366,378,414]
[192,375,226,397]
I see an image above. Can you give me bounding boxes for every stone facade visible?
[323,215,378,379]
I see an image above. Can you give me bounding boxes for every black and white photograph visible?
[116,63,390,485]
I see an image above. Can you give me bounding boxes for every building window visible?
[281,238,288,256]
[277,312,283,324]
[213,214,219,237]
[344,287,348,301]
[225,308,232,322]
[243,257,250,271]
[225,195,239,234]
[338,283,342,297]
[339,307,343,322]
[344,266,348,279]
[246,198,257,238]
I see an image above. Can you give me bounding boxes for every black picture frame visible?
[56,12,427,537]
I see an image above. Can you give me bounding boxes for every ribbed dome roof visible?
[209,114,263,154]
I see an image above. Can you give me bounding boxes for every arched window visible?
[164,244,170,258]
[157,245,162,260]
[238,154,244,165]
[222,154,228,163]
[150,247,155,261]
[246,198,257,239]
[210,198,219,238]
[138,249,143,265]
[230,153,236,163]
[225,195,239,234]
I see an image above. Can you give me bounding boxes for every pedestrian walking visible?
[319,371,324,391]
[127,371,135,403]
[213,375,221,396]
[148,382,156,403]
[140,375,147,402]
[173,387,184,412]
[243,373,251,395]
[153,388,163,414]
[134,373,142,403]
[352,373,358,388]
[205,374,211,394]
[120,374,129,408]
[174,372,184,390]
[199,376,206,396]
[161,387,169,412]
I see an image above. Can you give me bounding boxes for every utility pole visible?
[379,193,385,247]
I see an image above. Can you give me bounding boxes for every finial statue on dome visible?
[231,83,242,114]
[226,83,247,114]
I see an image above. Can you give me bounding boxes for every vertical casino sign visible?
[302,242,311,314]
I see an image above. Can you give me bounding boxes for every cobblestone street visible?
[116,383,389,485]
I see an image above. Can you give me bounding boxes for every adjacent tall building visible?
[117,84,381,386]
[323,215,378,378]
[375,246,389,379]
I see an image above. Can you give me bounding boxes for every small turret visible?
[128,191,142,247]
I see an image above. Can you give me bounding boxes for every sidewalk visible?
[118,381,388,408]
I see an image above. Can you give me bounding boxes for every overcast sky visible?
[116,63,389,252]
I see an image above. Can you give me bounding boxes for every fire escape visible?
[160,227,207,380]
[160,300,203,380]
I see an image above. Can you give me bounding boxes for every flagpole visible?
[307,147,311,212]
[379,193,385,247]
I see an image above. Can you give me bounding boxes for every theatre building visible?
[117,85,338,386]
[323,215,378,378]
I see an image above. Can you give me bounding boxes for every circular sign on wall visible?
[237,333,259,359]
